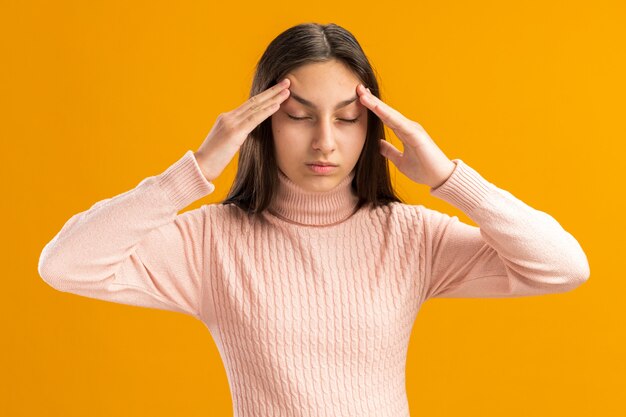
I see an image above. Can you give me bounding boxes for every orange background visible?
[3,1,624,416]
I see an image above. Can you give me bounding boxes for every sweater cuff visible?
[429,159,495,214]
[156,150,216,211]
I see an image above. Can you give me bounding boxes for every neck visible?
[268,169,360,226]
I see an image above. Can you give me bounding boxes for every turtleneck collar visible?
[267,169,360,226]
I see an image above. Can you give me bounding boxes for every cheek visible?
[349,138,366,156]
[270,113,282,134]
[272,131,300,161]
[348,127,368,156]
[272,119,291,145]
[271,119,297,152]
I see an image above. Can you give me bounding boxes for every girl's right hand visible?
[193,78,291,182]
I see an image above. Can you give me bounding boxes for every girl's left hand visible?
[356,83,456,189]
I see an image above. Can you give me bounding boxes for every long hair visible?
[220,22,405,215]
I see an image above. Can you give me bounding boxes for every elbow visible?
[553,244,591,292]
[37,245,64,290]
[575,263,590,287]
[38,248,53,284]
[38,258,59,289]
[568,237,591,286]
[572,250,591,285]
[559,260,590,293]
[38,261,73,293]
[38,240,53,273]
[540,258,590,295]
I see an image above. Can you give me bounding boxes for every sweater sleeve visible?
[37,150,216,319]
[420,159,590,301]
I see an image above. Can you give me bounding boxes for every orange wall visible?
[4,1,624,416]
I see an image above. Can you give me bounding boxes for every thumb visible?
[379,139,402,165]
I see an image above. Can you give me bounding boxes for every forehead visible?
[285,60,360,89]
[283,61,362,110]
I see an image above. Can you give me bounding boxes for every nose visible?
[311,119,336,153]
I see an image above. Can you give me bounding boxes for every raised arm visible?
[38,151,216,319]
[420,159,590,301]
[38,77,294,319]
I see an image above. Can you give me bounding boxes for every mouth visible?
[307,164,337,174]
[306,163,338,167]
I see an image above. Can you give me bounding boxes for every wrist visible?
[193,151,216,182]
[431,160,456,189]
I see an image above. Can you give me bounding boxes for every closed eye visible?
[287,115,360,124]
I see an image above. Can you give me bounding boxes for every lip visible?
[307,164,337,174]
[307,162,338,166]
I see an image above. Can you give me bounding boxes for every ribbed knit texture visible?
[38,150,590,417]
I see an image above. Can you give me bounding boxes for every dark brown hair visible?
[221,22,405,214]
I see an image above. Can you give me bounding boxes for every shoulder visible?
[202,202,251,222]
[203,202,238,216]
[368,200,424,218]
[202,202,270,231]
[358,201,426,229]
[363,201,456,233]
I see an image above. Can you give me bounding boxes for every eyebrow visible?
[288,91,358,110]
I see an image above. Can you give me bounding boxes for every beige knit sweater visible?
[38,150,590,416]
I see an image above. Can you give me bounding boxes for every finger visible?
[245,87,290,114]
[379,139,403,166]
[235,78,291,116]
[357,84,412,135]
[234,82,290,131]
[239,93,288,134]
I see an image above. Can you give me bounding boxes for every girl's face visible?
[271,60,368,193]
